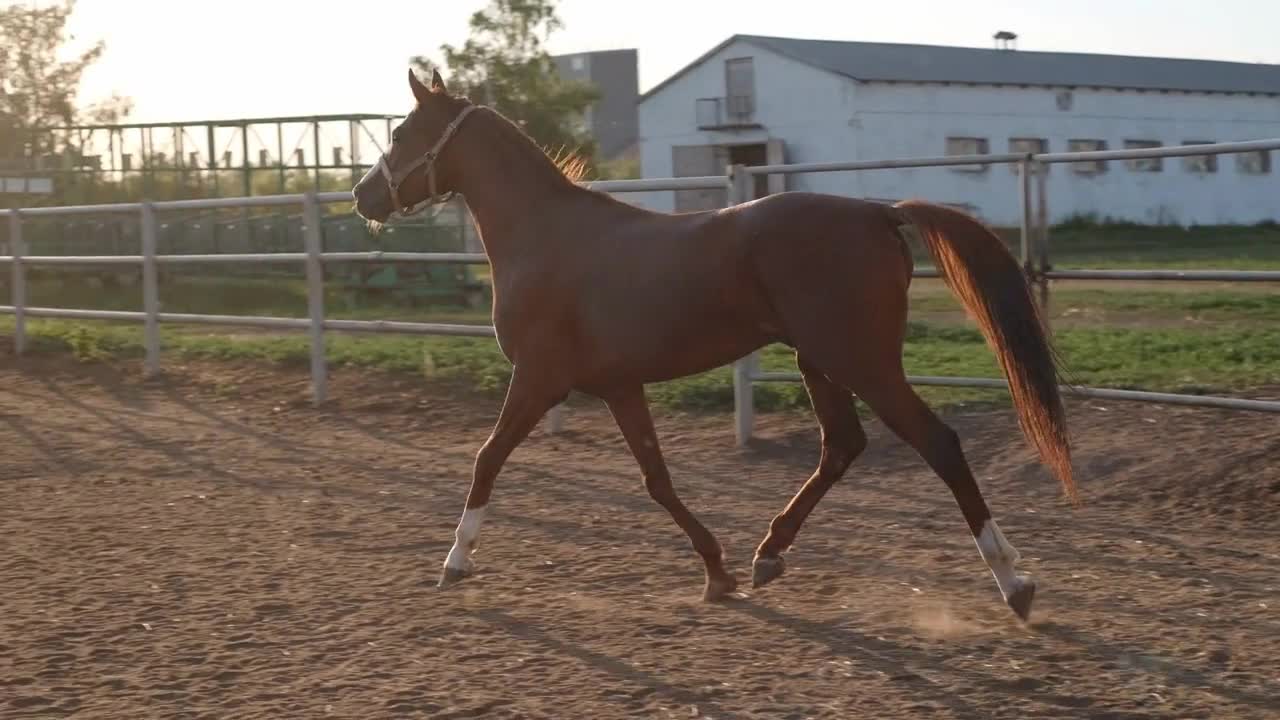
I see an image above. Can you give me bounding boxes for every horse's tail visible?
[893,199,1077,505]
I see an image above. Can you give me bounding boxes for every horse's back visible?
[731,191,911,277]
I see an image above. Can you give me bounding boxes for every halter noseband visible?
[374,103,479,216]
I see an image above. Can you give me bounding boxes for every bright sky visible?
[64,0,1280,124]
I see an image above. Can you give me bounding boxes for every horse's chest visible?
[490,283,565,352]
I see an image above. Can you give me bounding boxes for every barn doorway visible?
[728,143,769,199]
[669,138,787,211]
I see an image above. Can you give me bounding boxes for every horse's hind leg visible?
[779,266,1034,617]
[845,369,1036,621]
[751,354,867,588]
[757,222,1031,618]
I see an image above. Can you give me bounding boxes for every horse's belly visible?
[586,312,777,387]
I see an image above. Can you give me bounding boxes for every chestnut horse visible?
[352,69,1075,622]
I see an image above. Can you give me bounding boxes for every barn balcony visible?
[695,96,764,130]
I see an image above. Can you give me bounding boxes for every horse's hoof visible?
[703,573,739,602]
[1006,580,1036,622]
[751,555,785,589]
[437,566,472,589]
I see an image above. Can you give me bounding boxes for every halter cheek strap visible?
[375,103,479,216]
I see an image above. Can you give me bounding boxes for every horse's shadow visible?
[471,605,750,719]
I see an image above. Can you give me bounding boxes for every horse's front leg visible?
[604,385,739,601]
[439,364,567,588]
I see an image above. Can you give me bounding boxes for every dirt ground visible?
[1,355,1277,719]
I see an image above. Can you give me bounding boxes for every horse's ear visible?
[409,68,432,103]
[430,69,448,94]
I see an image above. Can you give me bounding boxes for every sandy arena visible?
[2,355,1277,719]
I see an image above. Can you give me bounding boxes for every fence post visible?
[8,211,25,355]
[733,351,758,447]
[303,191,328,405]
[1034,159,1051,325]
[1018,155,1034,277]
[727,164,756,447]
[141,201,161,375]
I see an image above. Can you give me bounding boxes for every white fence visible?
[3,139,1280,441]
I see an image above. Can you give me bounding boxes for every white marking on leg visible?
[974,519,1026,600]
[443,506,487,574]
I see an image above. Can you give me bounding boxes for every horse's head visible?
[352,68,478,224]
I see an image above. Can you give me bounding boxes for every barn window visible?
[1008,137,1048,173]
[1123,140,1162,172]
[1181,141,1218,173]
[724,57,756,122]
[945,136,989,172]
[1237,150,1272,175]
[1068,139,1108,174]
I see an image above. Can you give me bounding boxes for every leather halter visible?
[373,103,479,216]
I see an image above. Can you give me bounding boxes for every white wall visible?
[851,83,1280,225]
[635,39,860,213]
[637,41,1280,225]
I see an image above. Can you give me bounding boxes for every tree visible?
[0,0,131,163]
[410,0,601,171]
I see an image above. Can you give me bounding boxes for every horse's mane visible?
[472,102,593,184]
[543,144,591,184]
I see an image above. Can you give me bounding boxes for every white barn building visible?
[636,35,1280,226]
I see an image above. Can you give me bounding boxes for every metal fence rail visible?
[13,252,492,265]
[1042,269,1280,282]
[753,371,1280,413]
[3,139,1280,443]
[0,176,728,433]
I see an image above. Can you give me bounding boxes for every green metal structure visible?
[7,113,404,200]
[2,113,490,308]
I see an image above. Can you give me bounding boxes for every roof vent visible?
[993,30,1017,51]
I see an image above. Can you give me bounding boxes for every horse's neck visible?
[455,123,582,272]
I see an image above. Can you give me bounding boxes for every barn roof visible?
[640,34,1280,100]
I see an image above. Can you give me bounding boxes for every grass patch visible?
[908,285,1280,325]
[1041,222,1280,270]
[9,317,1278,415]
[902,222,1280,270]
[7,273,493,326]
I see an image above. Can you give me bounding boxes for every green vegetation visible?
[6,279,1278,415]
[1,0,131,141]
[3,215,1276,414]
[8,314,1277,414]
[908,283,1280,324]
[3,219,1277,416]
[972,219,1280,270]
[1046,219,1280,270]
